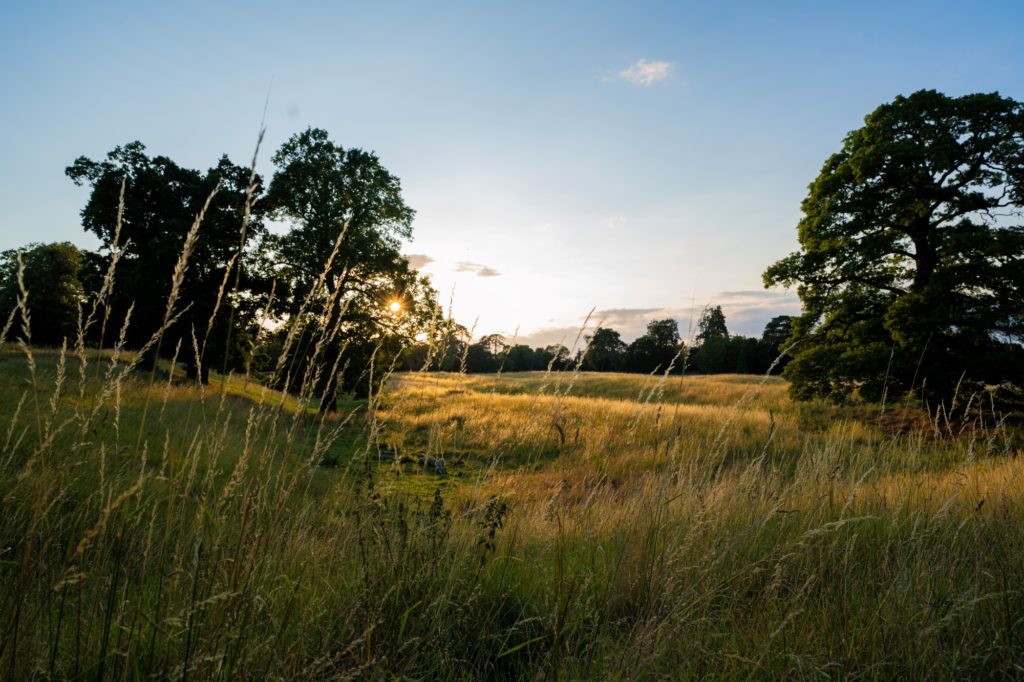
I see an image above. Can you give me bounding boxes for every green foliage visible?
[265,127,415,311]
[543,343,572,370]
[462,333,506,372]
[260,128,441,402]
[408,313,788,379]
[0,242,88,346]
[696,305,729,343]
[627,318,682,373]
[692,306,730,372]
[581,326,627,372]
[765,90,1024,403]
[427,337,572,374]
[65,142,268,381]
[760,315,793,350]
[464,341,500,372]
[503,344,537,371]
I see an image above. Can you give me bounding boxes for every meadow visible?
[1,342,1022,680]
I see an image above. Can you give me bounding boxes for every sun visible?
[387,300,402,313]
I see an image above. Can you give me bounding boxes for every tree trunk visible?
[911,223,937,292]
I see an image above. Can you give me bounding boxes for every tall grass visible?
[1,187,1023,679]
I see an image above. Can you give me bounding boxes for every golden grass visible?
[2,345,1022,678]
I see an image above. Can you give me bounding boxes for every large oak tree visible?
[764,90,1024,403]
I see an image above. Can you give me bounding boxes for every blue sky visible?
[2,1,1022,346]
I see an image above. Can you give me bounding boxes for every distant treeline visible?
[401,307,794,376]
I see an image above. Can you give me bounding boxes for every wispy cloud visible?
[404,253,434,270]
[714,290,796,302]
[518,326,587,351]
[618,59,672,86]
[454,261,502,277]
[594,307,663,328]
[603,216,626,229]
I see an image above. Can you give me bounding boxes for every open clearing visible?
[2,350,1022,678]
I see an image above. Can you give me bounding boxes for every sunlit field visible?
[2,347,1022,679]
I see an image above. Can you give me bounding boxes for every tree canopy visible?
[626,318,682,373]
[765,90,1024,403]
[262,128,440,402]
[265,127,415,312]
[58,131,441,404]
[581,327,628,372]
[0,242,89,346]
[66,143,267,381]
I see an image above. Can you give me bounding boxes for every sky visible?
[2,0,1023,347]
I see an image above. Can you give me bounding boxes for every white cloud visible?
[454,261,502,277]
[618,59,672,86]
[595,307,663,328]
[603,216,626,229]
[404,253,434,270]
[518,326,588,351]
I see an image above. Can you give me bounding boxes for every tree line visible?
[399,308,794,376]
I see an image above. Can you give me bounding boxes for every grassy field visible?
[1,347,1023,679]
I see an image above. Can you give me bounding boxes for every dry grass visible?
[2,342,1023,678]
[1,197,1022,678]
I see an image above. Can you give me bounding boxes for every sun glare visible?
[388,300,402,313]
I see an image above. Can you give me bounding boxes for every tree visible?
[758,315,794,374]
[400,318,468,372]
[692,306,730,373]
[464,342,499,373]
[66,143,267,382]
[478,333,509,359]
[582,327,627,372]
[265,128,415,311]
[264,128,440,403]
[627,318,682,373]
[504,344,536,371]
[764,90,1024,403]
[726,335,759,374]
[695,306,728,344]
[531,344,571,371]
[543,344,571,370]
[0,242,88,346]
[432,322,470,372]
[760,315,794,350]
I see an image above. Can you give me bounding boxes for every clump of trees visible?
[400,309,793,376]
[65,143,268,382]
[0,128,442,407]
[765,90,1024,405]
[689,307,793,375]
[403,325,574,373]
[0,242,90,346]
